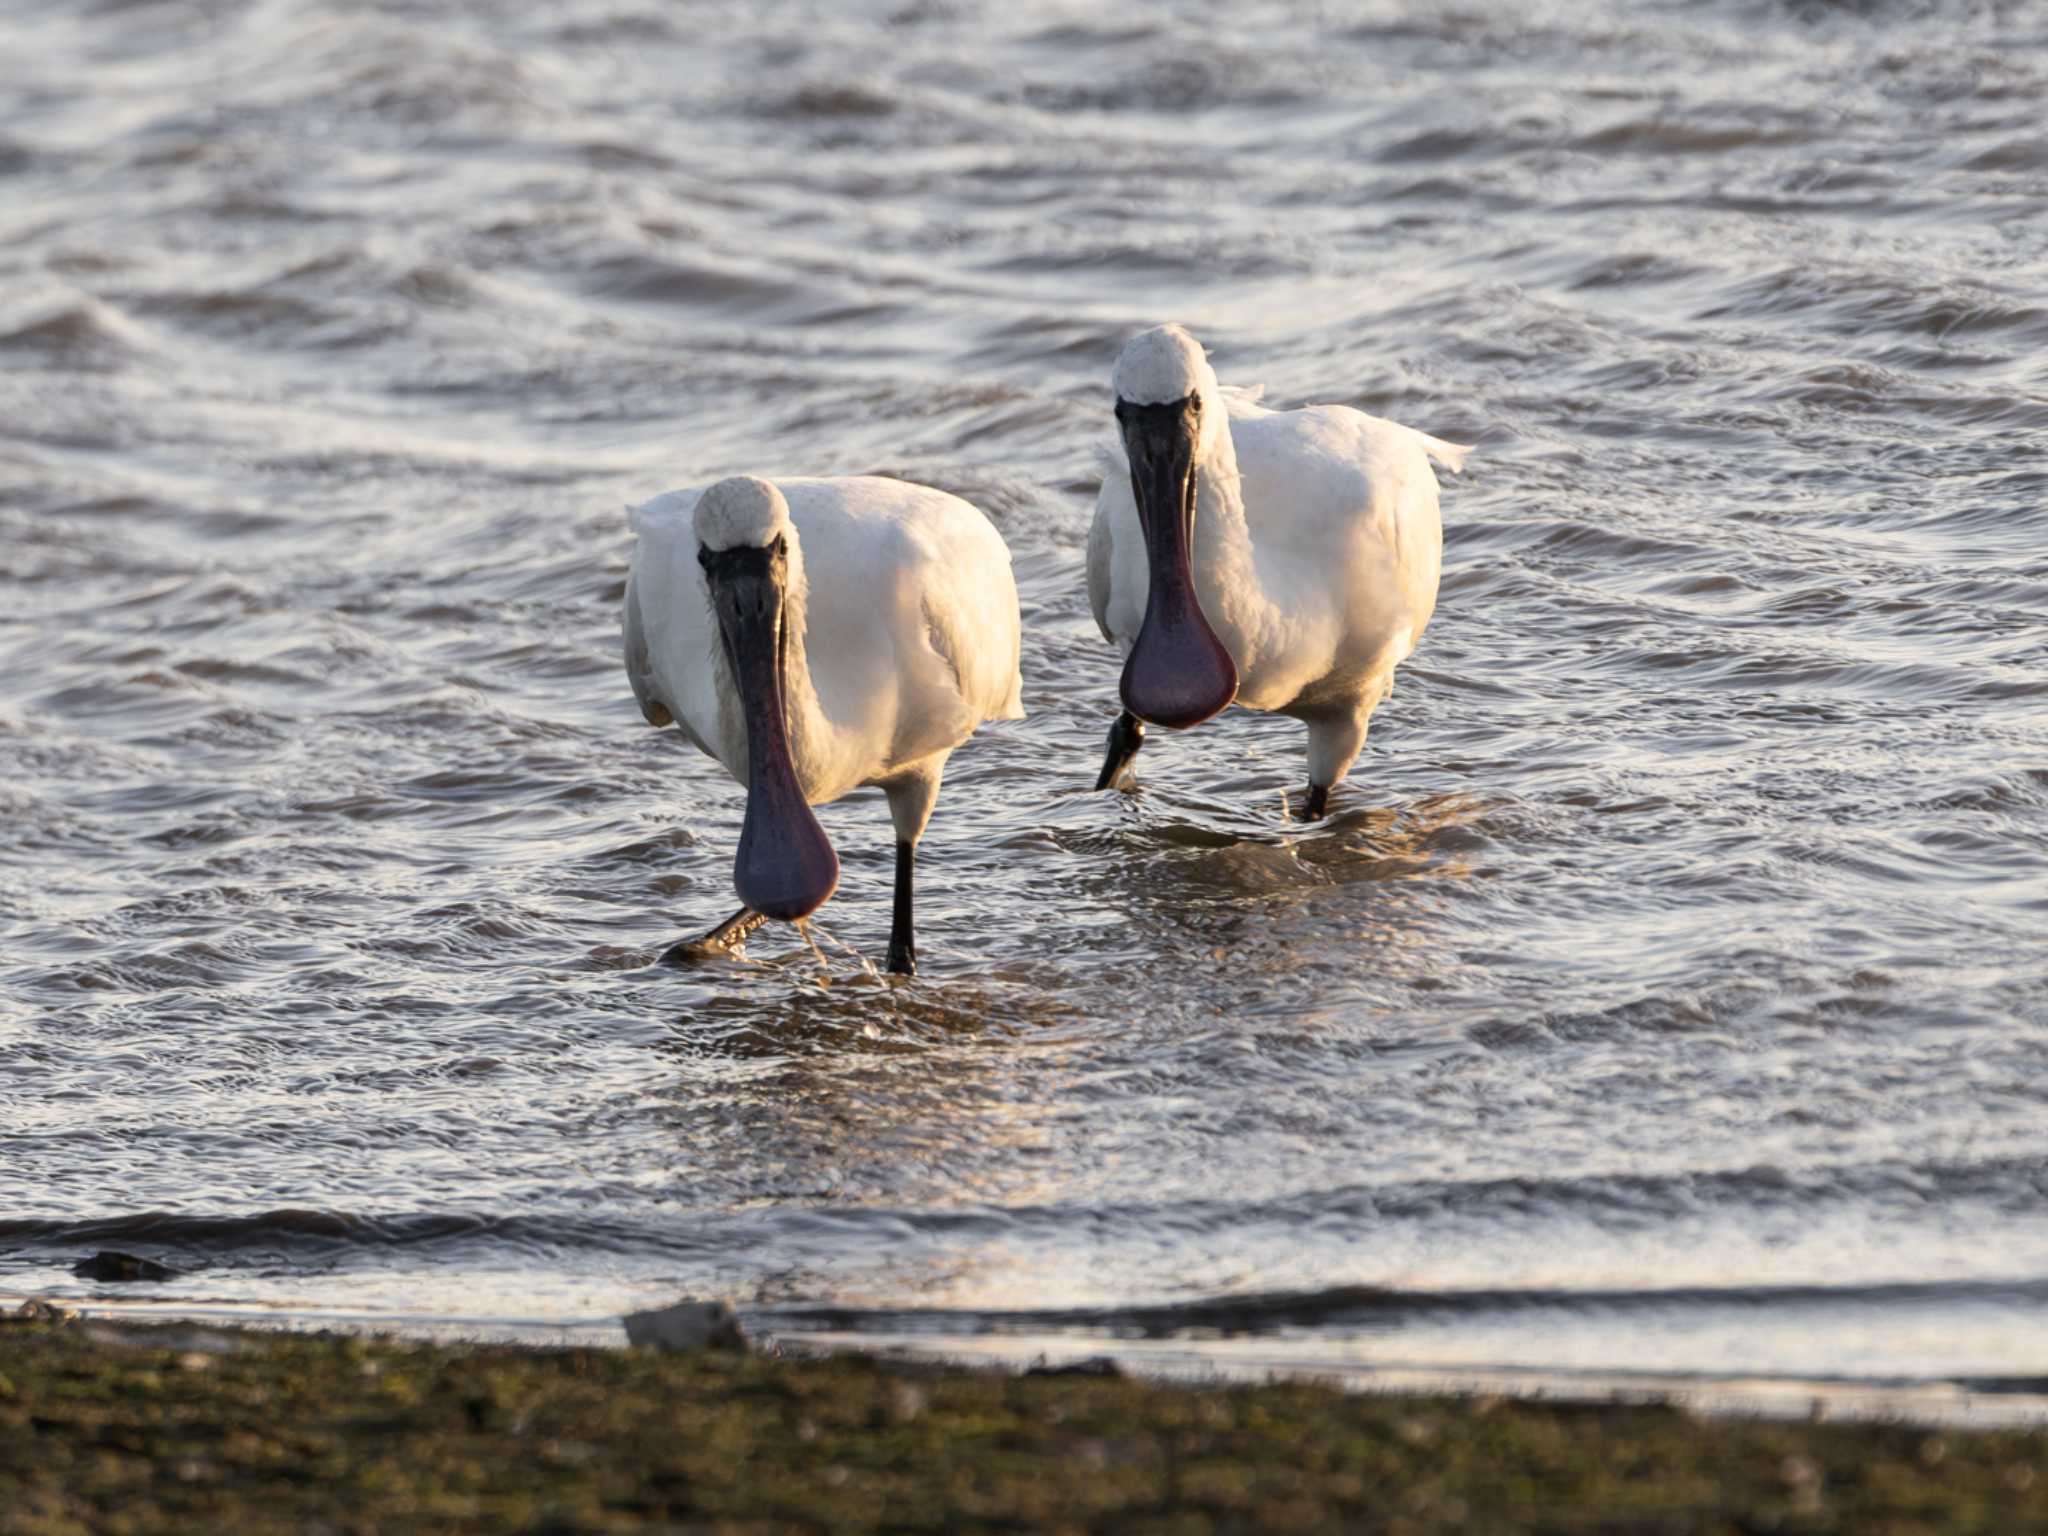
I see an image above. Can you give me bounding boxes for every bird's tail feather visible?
[1413,431,1474,475]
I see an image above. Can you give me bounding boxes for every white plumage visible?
[1088,325,1467,810]
[624,474,1022,972]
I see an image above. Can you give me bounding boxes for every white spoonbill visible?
[1088,324,1469,817]
[624,474,1023,975]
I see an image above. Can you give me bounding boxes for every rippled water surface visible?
[5,0,2048,1394]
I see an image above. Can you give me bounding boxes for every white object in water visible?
[625,475,1024,974]
[1087,324,1469,817]
[622,1298,748,1354]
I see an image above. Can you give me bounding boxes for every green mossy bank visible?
[2,1318,2044,1534]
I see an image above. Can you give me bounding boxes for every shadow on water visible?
[1051,785,1497,966]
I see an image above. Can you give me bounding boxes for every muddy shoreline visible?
[5,1313,2046,1534]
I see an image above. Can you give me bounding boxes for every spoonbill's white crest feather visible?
[1091,325,1470,803]
[690,474,792,551]
[1109,322,1218,405]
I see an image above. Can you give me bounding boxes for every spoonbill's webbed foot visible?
[660,906,768,966]
[1094,710,1147,792]
[885,839,917,976]
[1304,784,1330,821]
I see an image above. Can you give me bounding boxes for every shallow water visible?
[4,0,2048,1397]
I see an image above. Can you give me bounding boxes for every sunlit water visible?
[4,0,2048,1403]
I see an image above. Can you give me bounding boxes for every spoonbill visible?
[624,474,1023,975]
[1087,324,1469,817]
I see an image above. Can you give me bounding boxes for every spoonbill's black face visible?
[699,535,839,922]
[1116,393,1239,729]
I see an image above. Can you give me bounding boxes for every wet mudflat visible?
[5,1316,2048,1535]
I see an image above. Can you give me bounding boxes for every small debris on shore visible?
[8,1298,80,1325]
[621,1299,748,1354]
[1025,1355,1125,1379]
[73,1251,176,1283]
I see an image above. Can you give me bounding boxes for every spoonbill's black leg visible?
[886,840,917,976]
[661,907,767,966]
[1094,710,1147,792]
[1304,784,1330,820]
